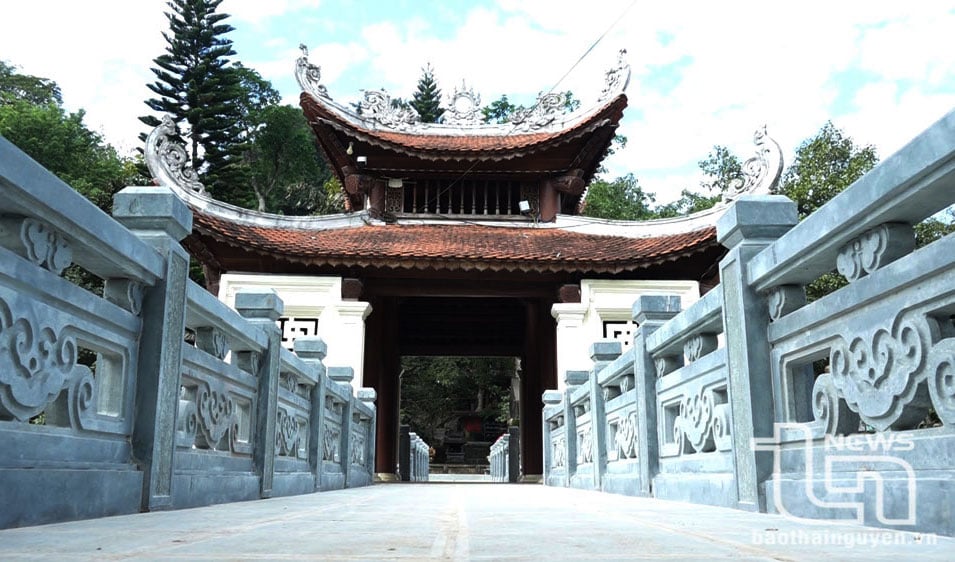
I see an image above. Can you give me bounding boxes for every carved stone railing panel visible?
[656,349,731,459]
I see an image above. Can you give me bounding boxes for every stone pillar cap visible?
[235,289,284,321]
[293,336,327,360]
[113,186,192,240]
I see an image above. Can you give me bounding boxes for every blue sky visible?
[2,0,954,203]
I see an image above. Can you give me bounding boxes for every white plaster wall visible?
[551,279,700,390]
[218,274,371,389]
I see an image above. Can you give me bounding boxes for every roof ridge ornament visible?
[723,125,784,203]
[145,115,205,194]
[597,49,631,103]
[359,89,421,130]
[443,81,483,126]
[510,92,566,131]
[295,44,331,100]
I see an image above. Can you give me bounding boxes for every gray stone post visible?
[589,341,622,490]
[293,337,327,492]
[112,186,192,512]
[541,390,562,485]
[328,367,355,486]
[563,370,588,485]
[358,388,378,481]
[632,295,682,497]
[235,289,284,499]
[507,425,521,483]
[716,195,798,511]
[398,424,411,482]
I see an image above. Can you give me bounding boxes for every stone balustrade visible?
[543,108,955,537]
[488,427,520,482]
[0,136,375,528]
[398,425,430,482]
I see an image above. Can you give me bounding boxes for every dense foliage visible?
[140,0,247,202]
[410,64,444,124]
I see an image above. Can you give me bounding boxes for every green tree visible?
[581,173,657,220]
[0,60,61,106]
[409,64,443,123]
[653,145,741,218]
[778,122,879,300]
[140,0,246,203]
[481,94,517,124]
[779,121,878,219]
[242,104,337,214]
[400,356,513,446]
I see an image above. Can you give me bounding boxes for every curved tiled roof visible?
[191,209,718,274]
[301,92,627,160]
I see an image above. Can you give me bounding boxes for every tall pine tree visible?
[410,64,444,123]
[140,0,246,202]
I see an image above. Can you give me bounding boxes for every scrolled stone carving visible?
[829,310,934,431]
[836,223,915,283]
[926,337,955,426]
[176,386,198,448]
[275,409,301,457]
[323,425,341,462]
[611,411,638,460]
[195,327,229,360]
[676,388,715,453]
[552,435,566,468]
[673,386,729,454]
[295,44,330,100]
[654,355,682,377]
[597,49,631,102]
[723,126,784,203]
[811,373,860,435]
[443,82,482,125]
[105,279,144,315]
[767,285,806,321]
[359,89,420,130]
[145,115,205,194]
[577,426,593,464]
[510,92,565,131]
[351,432,366,465]
[22,219,72,275]
[712,403,732,451]
[196,380,235,450]
[684,334,718,362]
[0,297,89,422]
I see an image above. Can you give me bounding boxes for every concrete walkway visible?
[1,483,951,561]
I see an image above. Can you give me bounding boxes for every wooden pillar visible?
[366,296,401,477]
[521,297,557,478]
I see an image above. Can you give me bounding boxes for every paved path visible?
[1,483,952,561]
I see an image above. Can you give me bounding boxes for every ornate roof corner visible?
[359,89,421,130]
[145,115,205,195]
[597,49,631,103]
[723,125,784,203]
[443,82,483,126]
[295,44,331,100]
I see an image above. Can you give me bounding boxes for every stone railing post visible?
[507,425,520,483]
[293,337,327,492]
[112,186,192,512]
[235,289,284,499]
[631,295,682,497]
[563,370,588,483]
[327,366,355,486]
[716,195,798,511]
[589,341,622,490]
[541,390,563,485]
[358,388,378,480]
[398,424,411,482]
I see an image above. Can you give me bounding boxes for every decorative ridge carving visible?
[145,115,205,195]
[358,89,420,130]
[295,48,629,135]
[443,81,482,126]
[597,49,631,103]
[723,126,784,203]
[295,44,330,101]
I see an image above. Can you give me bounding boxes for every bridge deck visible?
[1,484,950,560]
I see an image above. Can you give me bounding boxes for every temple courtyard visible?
[0,483,950,561]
